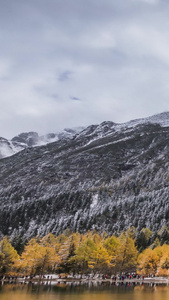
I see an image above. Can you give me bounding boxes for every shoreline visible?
[1,277,169,286]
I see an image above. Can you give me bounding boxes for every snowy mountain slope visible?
[0,137,26,159]
[76,111,169,140]
[0,127,84,159]
[0,112,169,242]
[0,111,168,159]
[126,111,169,128]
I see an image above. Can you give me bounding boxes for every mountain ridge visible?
[0,112,169,243]
[1,111,169,160]
[0,127,84,159]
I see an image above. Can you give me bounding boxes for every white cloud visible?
[131,0,159,4]
[125,26,169,64]
[140,0,159,3]
[0,0,169,138]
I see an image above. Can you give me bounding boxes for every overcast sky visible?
[1,0,169,138]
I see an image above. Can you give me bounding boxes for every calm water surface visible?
[1,283,169,300]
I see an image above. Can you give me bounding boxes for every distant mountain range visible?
[0,127,84,159]
[1,112,169,244]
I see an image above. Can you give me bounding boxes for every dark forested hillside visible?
[1,112,169,243]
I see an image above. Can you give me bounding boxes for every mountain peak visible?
[122,111,169,129]
[0,112,169,159]
[1,111,169,241]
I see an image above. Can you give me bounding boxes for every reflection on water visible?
[1,282,169,300]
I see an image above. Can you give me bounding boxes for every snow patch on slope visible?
[90,194,98,209]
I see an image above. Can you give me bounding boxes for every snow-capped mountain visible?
[0,137,26,159]
[1,112,169,244]
[0,127,84,159]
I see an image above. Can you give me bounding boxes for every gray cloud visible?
[58,71,73,82]
[70,96,81,101]
[49,94,59,99]
[0,0,169,138]
[0,76,10,81]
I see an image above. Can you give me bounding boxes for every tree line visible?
[1,226,169,277]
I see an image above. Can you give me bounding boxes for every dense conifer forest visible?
[1,227,169,277]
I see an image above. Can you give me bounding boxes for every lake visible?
[1,283,169,300]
